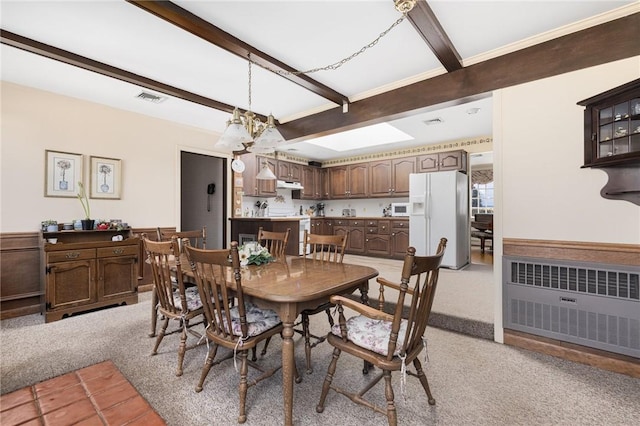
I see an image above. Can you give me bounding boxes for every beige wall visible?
[1,82,229,232]
[2,58,639,241]
[495,56,640,245]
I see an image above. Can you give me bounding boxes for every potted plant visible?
[77,182,94,230]
[42,220,58,232]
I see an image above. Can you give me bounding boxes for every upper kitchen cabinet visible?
[276,160,301,182]
[241,153,277,197]
[298,166,327,200]
[578,79,640,168]
[328,164,368,199]
[417,150,467,173]
[368,158,415,197]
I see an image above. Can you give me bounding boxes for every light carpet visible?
[2,291,638,425]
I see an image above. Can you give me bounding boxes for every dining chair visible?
[298,230,348,373]
[184,241,285,424]
[142,235,205,377]
[157,226,206,249]
[149,226,206,337]
[316,239,447,426]
[256,227,290,258]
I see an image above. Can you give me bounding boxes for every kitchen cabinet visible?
[365,219,391,256]
[298,166,327,200]
[368,158,415,197]
[276,160,301,182]
[332,219,365,254]
[311,218,332,235]
[417,150,467,173]
[241,153,277,197]
[328,163,368,199]
[230,218,300,256]
[390,219,410,259]
[41,230,139,323]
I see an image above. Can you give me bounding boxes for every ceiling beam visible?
[279,12,640,142]
[0,29,264,119]
[406,0,462,72]
[126,0,349,108]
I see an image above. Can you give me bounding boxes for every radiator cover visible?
[503,256,639,358]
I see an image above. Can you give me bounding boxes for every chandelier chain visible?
[251,14,407,76]
[247,53,252,110]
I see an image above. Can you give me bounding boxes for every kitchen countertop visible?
[230,216,408,220]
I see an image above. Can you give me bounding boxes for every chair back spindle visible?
[257,227,290,258]
[303,230,348,263]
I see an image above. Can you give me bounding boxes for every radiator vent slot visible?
[509,259,638,300]
[504,256,639,358]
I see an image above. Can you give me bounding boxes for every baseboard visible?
[504,328,640,378]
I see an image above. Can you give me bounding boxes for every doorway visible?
[180,151,227,249]
[470,151,494,265]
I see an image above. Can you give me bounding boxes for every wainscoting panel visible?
[0,233,42,319]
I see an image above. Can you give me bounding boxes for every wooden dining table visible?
[179,254,378,425]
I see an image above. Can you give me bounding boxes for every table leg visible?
[281,320,295,426]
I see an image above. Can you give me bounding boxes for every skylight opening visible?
[305,123,413,152]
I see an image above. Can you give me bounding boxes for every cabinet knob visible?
[113,248,124,255]
[65,252,80,259]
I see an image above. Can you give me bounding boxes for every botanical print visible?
[90,156,121,199]
[97,162,113,194]
[45,150,83,198]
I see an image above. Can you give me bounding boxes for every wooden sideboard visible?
[41,229,139,322]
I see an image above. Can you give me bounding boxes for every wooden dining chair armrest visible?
[375,277,415,311]
[329,295,394,322]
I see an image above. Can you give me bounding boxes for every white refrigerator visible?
[409,171,469,269]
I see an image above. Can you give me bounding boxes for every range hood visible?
[276,180,304,190]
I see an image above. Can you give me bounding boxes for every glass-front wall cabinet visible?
[597,98,640,159]
[579,79,640,167]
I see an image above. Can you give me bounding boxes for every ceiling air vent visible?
[423,117,443,126]
[135,91,167,104]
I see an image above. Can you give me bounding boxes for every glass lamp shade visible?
[216,122,251,151]
[256,162,277,180]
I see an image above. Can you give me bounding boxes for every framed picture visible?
[45,150,83,198]
[90,156,121,199]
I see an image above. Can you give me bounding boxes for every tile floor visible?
[0,360,165,426]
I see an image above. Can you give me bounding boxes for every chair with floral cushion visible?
[142,235,205,377]
[256,227,290,259]
[149,226,206,337]
[296,230,348,373]
[184,241,286,424]
[316,239,447,426]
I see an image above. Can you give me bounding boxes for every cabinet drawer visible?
[47,248,95,263]
[97,245,138,258]
[392,220,409,229]
[378,220,391,234]
[366,227,378,234]
[366,220,377,227]
[334,219,348,226]
[349,220,363,227]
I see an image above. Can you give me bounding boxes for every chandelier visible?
[215,54,285,155]
[216,0,416,157]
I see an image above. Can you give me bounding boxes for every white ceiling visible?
[1,1,637,161]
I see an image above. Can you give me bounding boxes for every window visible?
[472,182,494,216]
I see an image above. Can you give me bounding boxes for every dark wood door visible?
[439,151,466,171]
[392,158,415,196]
[348,164,368,198]
[391,229,410,258]
[368,160,392,197]
[329,166,349,199]
[98,255,137,300]
[46,260,96,310]
[258,157,277,196]
[416,154,439,173]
